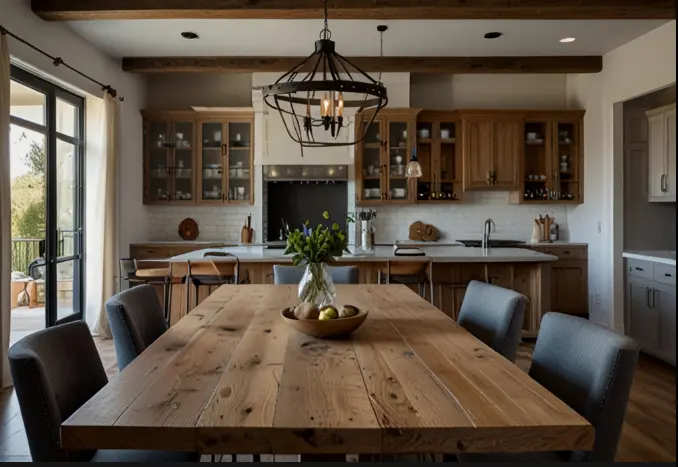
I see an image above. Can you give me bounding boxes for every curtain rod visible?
[0,25,124,101]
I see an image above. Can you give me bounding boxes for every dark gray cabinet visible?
[655,287,676,365]
[628,281,659,353]
[626,261,676,366]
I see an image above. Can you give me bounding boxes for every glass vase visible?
[298,263,336,307]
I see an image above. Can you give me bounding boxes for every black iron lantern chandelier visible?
[260,0,388,150]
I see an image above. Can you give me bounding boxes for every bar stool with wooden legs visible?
[379,260,433,302]
[130,259,173,323]
[186,253,240,313]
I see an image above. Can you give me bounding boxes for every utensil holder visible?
[361,220,373,252]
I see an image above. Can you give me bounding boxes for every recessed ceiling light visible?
[181,32,199,40]
[560,37,576,43]
[484,32,503,39]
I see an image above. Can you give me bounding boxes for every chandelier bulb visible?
[337,92,344,117]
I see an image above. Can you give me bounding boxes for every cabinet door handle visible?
[646,287,652,308]
[665,173,669,192]
[651,289,656,309]
[665,273,673,277]
[635,267,644,272]
[221,144,227,156]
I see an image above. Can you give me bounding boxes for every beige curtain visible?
[0,33,12,387]
[85,93,117,337]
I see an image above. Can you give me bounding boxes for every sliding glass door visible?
[9,65,84,332]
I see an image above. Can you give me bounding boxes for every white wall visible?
[411,74,568,109]
[3,0,147,258]
[566,20,676,331]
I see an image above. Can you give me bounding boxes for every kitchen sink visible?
[456,239,526,248]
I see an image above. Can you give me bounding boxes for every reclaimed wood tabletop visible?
[62,284,594,455]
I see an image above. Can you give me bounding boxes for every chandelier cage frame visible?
[260,2,388,150]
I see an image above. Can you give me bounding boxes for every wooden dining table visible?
[62,284,594,456]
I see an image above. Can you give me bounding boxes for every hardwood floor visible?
[0,341,675,462]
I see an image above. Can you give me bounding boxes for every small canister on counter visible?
[550,222,559,242]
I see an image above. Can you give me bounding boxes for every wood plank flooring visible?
[1,340,675,462]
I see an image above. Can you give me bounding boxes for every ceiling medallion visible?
[260,0,388,152]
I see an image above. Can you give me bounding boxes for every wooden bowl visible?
[281,308,369,338]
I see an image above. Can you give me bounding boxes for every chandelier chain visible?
[378,28,384,84]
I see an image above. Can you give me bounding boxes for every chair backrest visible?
[457,280,526,362]
[328,266,360,284]
[106,284,168,371]
[188,258,239,278]
[119,258,136,277]
[8,321,107,462]
[273,265,305,285]
[273,265,359,285]
[530,313,639,462]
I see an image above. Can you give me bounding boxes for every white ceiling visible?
[67,19,668,58]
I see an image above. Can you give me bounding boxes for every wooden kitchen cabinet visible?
[355,108,420,205]
[512,111,585,204]
[460,112,520,191]
[142,109,254,206]
[415,111,463,203]
[526,244,588,316]
[142,111,197,205]
[646,103,676,202]
[197,113,254,205]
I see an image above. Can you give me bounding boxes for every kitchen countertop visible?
[169,245,558,263]
[623,250,676,266]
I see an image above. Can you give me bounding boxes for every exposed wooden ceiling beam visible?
[32,0,675,21]
[122,56,603,74]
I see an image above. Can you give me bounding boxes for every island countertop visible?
[169,245,558,263]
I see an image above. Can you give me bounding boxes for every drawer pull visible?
[665,273,672,277]
[634,267,644,271]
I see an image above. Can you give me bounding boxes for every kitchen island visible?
[151,245,557,337]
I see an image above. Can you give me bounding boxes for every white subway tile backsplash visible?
[146,185,568,243]
[368,192,568,243]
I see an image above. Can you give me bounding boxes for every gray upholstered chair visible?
[8,321,199,462]
[457,280,526,362]
[457,312,640,462]
[273,265,359,284]
[106,284,168,371]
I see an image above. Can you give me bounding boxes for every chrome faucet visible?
[482,218,496,250]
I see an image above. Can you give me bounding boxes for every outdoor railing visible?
[10,238,42,275]
[10,229,76,276]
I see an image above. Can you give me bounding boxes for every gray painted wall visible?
[623,84,676,251]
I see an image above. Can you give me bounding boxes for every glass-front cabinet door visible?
[358,117,384,202]
[145,121,172,203]
[170,121,195,203]
[199,121,226,203]
[521,119,552,201]
[552,119,580,202]
[226,121,252,203]
[387,120,410,201]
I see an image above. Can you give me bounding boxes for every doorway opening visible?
[8,65,85,345]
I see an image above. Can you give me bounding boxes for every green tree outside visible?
[11,136,45,239]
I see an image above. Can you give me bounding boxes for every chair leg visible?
[163,277,171,325]
[185,278,191,316]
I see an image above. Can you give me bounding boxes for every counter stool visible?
[379,260,433,301]
[187,253,240,312]
[132,259,172,323]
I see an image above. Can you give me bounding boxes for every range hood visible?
[263,165,349,181]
